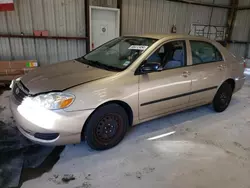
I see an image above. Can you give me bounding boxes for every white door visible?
[90,6,120,50]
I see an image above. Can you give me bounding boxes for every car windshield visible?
[76,37,158,71]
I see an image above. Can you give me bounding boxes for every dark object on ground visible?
[61,174,76,183]
[19,146,65,186]
[0,85,10,95]
[0,121,64,188]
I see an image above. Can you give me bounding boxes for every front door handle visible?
[182,71,191,77]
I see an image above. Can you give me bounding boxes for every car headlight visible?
[10,77,21,89]
[32,92,75,110]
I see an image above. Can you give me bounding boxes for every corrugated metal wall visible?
[121,0,250,58]
[90,0,117,7]
[232,10,250,41]
[215,0,250,56]
[122,0,228,35]
[0,0,86,65]
[0,0,249,63]
[229,8,250,58]
[239,0,250,6]
[228,43,246,57]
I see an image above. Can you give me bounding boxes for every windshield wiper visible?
[76,56,90,64]
[76,57,122,71]
[89,60,122,71]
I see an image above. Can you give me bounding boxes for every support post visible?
[85,0,90,53]
[225,0,239,47]
[117,0,122,36]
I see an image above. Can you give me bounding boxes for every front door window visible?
[147,40,186,70]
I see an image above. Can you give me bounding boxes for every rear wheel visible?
[213,82,232,112]
[84,104,128,150]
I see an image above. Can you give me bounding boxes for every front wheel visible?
[213,82,233,112]
[84,104,129,150]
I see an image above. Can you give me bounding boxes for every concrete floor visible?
[1,76,250,188]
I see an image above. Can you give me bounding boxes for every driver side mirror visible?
[140,61,162,74]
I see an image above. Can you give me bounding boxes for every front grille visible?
[12,81,29,104]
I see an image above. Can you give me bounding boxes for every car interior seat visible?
[164,49,184,69]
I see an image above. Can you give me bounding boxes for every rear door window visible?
[190,41,223,65]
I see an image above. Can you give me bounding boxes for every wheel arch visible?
[81,100,134,140]
[224,78,235,92]
[212,78,235,102]
[218,78,235,92]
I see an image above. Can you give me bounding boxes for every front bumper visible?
[10,95,94,145]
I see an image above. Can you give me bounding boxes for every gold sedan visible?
[10,34,245,150]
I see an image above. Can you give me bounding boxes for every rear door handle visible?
[217,65,225,70]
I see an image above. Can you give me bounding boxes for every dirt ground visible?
[1,75,250,188]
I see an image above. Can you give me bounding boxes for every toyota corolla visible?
[10,34,245,150]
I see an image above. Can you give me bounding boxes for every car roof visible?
[125,34,214,42]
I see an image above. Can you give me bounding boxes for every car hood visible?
[20,60,117,95]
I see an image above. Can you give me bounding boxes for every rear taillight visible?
[244,61,247,68]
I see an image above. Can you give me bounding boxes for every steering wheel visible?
[106,49,120,58]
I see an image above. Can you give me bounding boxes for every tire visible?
[84,104,129,150]
[213,82,233,112]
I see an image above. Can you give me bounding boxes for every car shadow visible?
[19,146,65,187]
[18,94,244,186]
[0,85,10,95]
[59,96,241,162]
[131,95,241,135]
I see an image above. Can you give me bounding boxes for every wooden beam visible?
[228,40,250,44]
[238,6,250,10]
[166,0,232,9]
[0,34,87,40]
[167,0,250,10]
